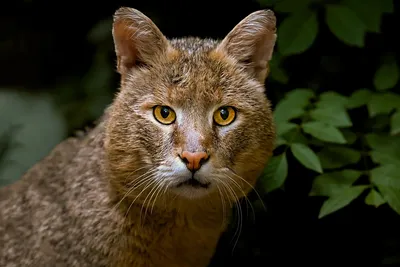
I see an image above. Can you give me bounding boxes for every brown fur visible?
[0,7,277,267]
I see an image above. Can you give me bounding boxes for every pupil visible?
[160,107,170,118]
[220,108,229,120]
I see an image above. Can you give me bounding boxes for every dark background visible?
[1,0,399,266]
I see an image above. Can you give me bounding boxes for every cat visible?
[0,7,277,267]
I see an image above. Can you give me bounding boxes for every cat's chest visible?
[149,220,223,267]
[113,212,225,267]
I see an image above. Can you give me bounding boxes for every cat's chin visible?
[176,178,210,189]
[171,180,213,199]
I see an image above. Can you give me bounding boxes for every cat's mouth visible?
[176,178,210,189]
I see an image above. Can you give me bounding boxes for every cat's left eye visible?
[153,105,176,125]
[213,106,236,126]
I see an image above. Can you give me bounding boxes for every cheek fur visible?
[135,119,172,163]
[214,122,252,165]
[216,110,273,168]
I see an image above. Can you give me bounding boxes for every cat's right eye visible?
[213,106,237,126]
[153,105,176,125]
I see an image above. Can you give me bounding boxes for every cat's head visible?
[105,7,276,203]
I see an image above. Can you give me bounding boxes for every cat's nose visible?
[179,151,209,172]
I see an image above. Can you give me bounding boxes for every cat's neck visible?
[110,188,230,229]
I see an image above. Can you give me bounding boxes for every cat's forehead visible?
[156,38,253,108]
[170,37,219,54]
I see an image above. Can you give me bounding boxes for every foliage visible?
[54,18,115,132]
[260,0,400,219]
[0,90,67,186]
[0,18,115,185]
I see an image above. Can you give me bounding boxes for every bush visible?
[257,0,400,218]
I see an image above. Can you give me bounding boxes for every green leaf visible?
[317,146,361,169]
[0,90,67,186]
[270,67,289,84]
[341,129,358,144]
[269,52,288,84]
[347,88,372,109]
[269,60,289,84]
[281,129,309,145]
[290,143,322,173]
[318,185,368,218]
[302,121,347,144]
[275,137,287,148]
[310,170,362,196]
[370,164,400,188]
[277,10,318,56]
[273,106,304,122]
[365,189,386,208]
[374,62,399,91]
[391,111,400,135]
[310,107,352,127]
[370,114,391,131]
[377,185,400,215]
[325,4,366,47]
[285,88,315,106]
[367,92,400,117]
[366,133,400,165]
[342,0,383,33]
[370,165,400,215]
[273,88,315,122]
[370,150,400,166]
[276,122,298,136]
[274,0,314,13]
[366,133,400,150]
[262,153,288,192]
[316,91,349,109]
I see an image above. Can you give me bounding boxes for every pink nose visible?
[179,151,209,172]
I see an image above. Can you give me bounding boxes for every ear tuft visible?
[112,7,170,75]
[216,10,277,83]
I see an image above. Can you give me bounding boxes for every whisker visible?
[111,168,158,212]
[224,174,255,222]
[150,180,167,214]
[141,179,161,223]
[125,177,159,220]
[227,168,266,211]
[127,168,158,186]
[215,183,227,229]
[216,177,242,253]
[120,177,155,216]
[123,165,149,184]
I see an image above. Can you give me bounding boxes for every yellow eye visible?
[153,105,176,125]
[213,106,236,126]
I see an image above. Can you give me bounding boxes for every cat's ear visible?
[112,7,171,75]
[216,10,277,84]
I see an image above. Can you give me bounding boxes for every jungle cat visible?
[0,7,277,267]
